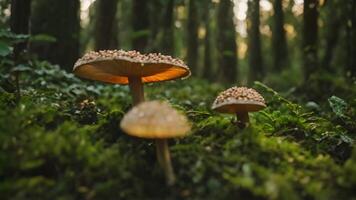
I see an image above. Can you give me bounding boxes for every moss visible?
[0,62,355,199]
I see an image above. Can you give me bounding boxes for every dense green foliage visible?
[1,31,356,199]
[1,0,356,197]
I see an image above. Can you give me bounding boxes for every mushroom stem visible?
[236,111,249,129]
[128,76,144,105]
[155,139,175,186]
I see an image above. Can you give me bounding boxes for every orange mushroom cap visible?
[73,50,190,84]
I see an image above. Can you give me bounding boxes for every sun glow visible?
[80,0,96,26]
[233,0,273,37]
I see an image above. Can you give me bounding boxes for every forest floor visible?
[0,60,356,200]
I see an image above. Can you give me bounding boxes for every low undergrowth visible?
[0,60,355,200]
[0,29,355,199]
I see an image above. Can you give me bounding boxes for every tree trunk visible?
[10,0,31,102]
[217,0,237,84]
[321,1,343,72]
[10,0,31,58]
[187,0,199,75]
[203,2,212,81]
[272,0,288,71]
[94,0,119,51]
[148,0,163,52]
[31,0,80,71]
[346,0,356,80]
[160,0,175,55]
[132,0,149,52]
[303,0,319,81]
[248,0,264,83]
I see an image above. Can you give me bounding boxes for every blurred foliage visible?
[0,29,28,57]
[0,0,10,27]
[0,32,356,199]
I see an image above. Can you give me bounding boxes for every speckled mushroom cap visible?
[120,101,191,139]
[73,50,190,84]
[211,87,266,113]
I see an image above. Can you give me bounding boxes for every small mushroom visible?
[73,50,190,105]
[120,101,191,185]
[211,87,266,128]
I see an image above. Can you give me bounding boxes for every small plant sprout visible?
[212,87,266,129]
[73,50,190,105]
[120,101,191,186]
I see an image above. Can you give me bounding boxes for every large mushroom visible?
[211,87,266,128]
[120,101,191,185]
[73,50,190,105]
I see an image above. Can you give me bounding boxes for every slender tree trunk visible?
[111,14,119,49]
[160,0,175,55]
[132,0,149,52]
[272,0,288,71]
[10,0,31,102]
[31,0,80,71]
[11,0,31,56]
[248,0,264,83]
[203,2,212,81]
[217,0,237,84]
[321,1,343,72]
[303,0,319,81]
[187,0,199,75]
[148,0,163,52]
[346,0,356,80]
[94,0,119,50]
[116,0,132,50]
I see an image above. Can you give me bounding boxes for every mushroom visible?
[120,101,191,186]
[73,50,190,105]
[211,87,266,128]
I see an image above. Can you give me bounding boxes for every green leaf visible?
[30,34,57,43]
[222,50,235,57]
[328,96,348,118]
[131,30,150,40]
[12,64,32,72]
[0,41,12,56]
[0,29,29,42]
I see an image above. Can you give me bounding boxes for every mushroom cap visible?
[73,50,191,84]
[212,87,266,114]
[120,101,191,139]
